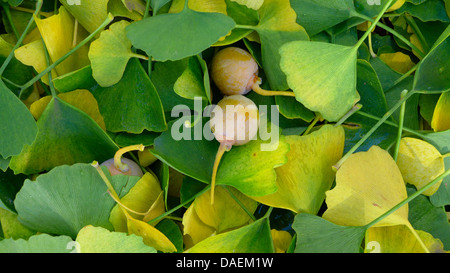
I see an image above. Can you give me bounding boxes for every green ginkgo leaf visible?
[89,58,167,133]
[279,41,360,122]
[126,1,236,61]
[9,97,118,175]
[76,225,156,253]
[0,234,73,253]
[89,20,146,87]
[254,0,309,90]
[290,0,357,37]
[14,164,139,238]
[0,81,37,159]
[413,35,450,93]
[292,213,366,253]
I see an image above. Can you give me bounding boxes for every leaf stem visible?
[354,110,428,138]
[334,89,415,170]
[393,90,408,161]
[2,4,20,40]
[354,12,426,58]
[18,13,114,93]
[0,0,43,76]
[335,104,362,127]
[404,14,429,54]
[354,0,395,49]
[364,167,450,243]
[144,0,152,18]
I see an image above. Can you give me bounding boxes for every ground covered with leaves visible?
[0,0,449,253]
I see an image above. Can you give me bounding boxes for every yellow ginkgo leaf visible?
[194,186,257,233]
[323,146,409,228]
[397,137,445,196]
[169,0,227,14]
[365,225,446,253]
[34,6,90,76]
[431,91,450,132]
[379,52,415,74]
[125,210,177,253]
[253,124,345,214]
[271,229,292,253]
[29,89,106,131]
[182,205,216,249]
[14,39,58,84]
[410,33,424,60]
[182,186,257,249]
[109,171,165,232]
[387,0,406,12]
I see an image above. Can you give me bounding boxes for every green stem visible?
[354,13,426,58]
[354,111,428,139]
[404,15,429,54]
[3,4,20,40]
[147,185,211,225]
[41,37,57,97]
[393,90,408,161]
[303,114,321,135]
[263,206,274,219]
[354,0,395,49]
[18,13,114,94]
[335,104,362,127]
[235,24,258,31]
[1,76,22,88]
[393,63,418,85]
[334,89,415,170]
[0,0,43,76]
[144,0,151,18]
[365,168,450,229]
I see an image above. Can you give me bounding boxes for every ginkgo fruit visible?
[101,144,144,177]
[211,47,296,97]
[209,95,259,204]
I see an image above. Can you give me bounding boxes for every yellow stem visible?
[114,144,145,173]
[211,143,230,205]
[106,190,148,216]
[72,19,78,49]
[252,83,296,97]
[11,6,53,17]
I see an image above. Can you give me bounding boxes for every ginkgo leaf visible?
[60,0,109,33]
[185,217,274,253]
[253,125,345,214]
[271,229,293,253]
[322,145,410,227]
[29,89,106,131]
[126,1,235,61]
[34,6,90,77]
[230,0,263,10]
[396,137,445,196]
[365,225,446,253]
[0,234,73,253]
[0,81,37,159]
[279,41,360,122]
[379,52,416,74]
[109,171,165,232]
[76,225,156,253]
[255,0,309,90]
[88,20,143,87]
[182,186,257,247]
[431,91,450,132]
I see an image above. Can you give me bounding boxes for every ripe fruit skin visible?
[209,95,259,204]
[101,158,143,177]
[211,47,259,96]
[210,95,259,147]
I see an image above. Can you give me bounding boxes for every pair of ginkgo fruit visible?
[102,47,294,204]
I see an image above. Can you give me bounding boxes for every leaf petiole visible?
[334,89,416,170]
[392,90,408,161]
[18,13,114,95]
[353,0,395,49]
[0,0,43,76]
